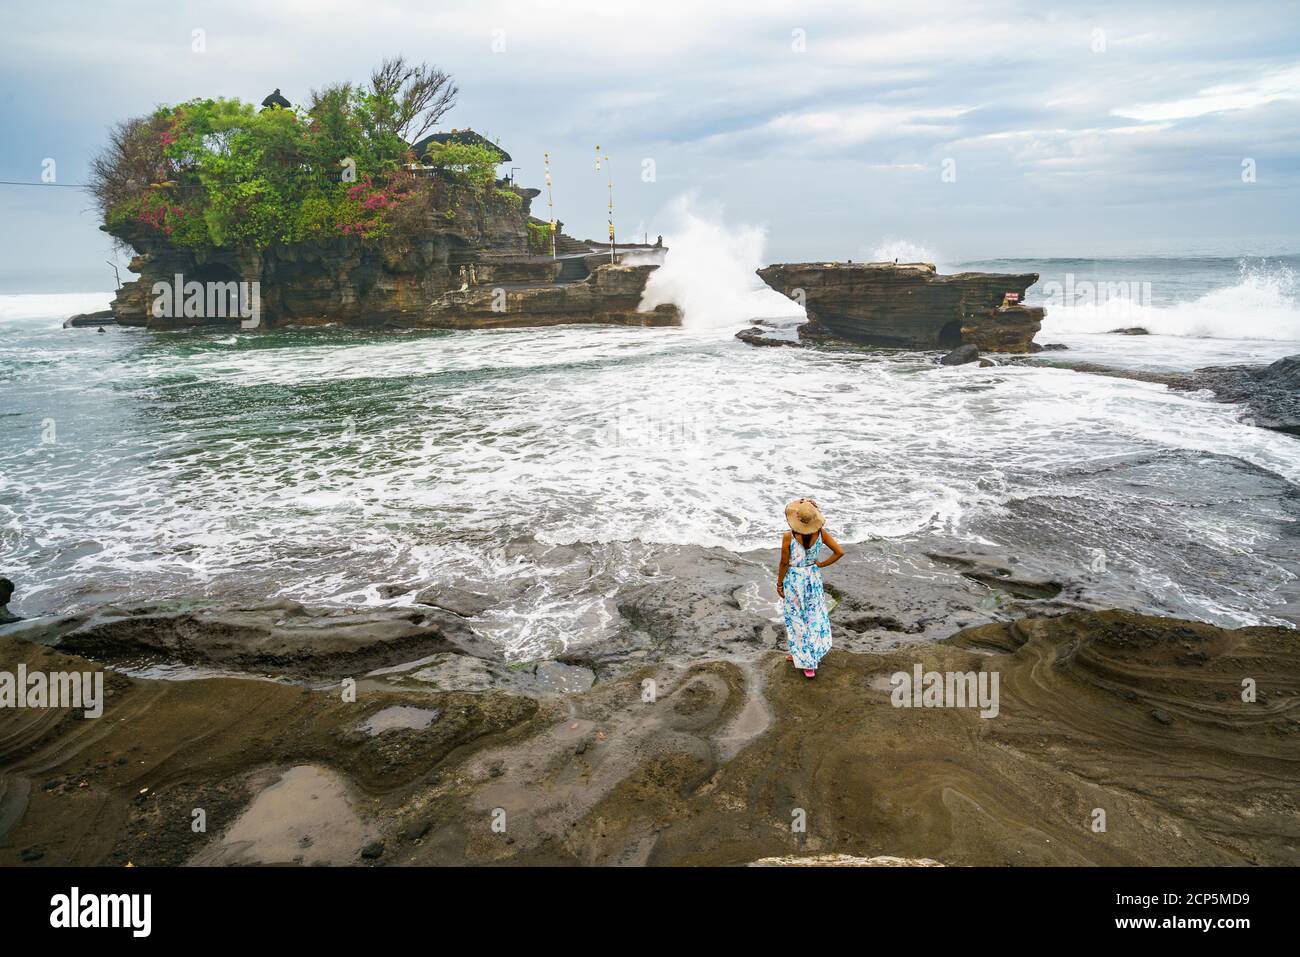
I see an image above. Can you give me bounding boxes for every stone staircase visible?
[554,234,592,255]
[555,256,591,283]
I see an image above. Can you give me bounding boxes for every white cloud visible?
[1114,64,1300,121]
[759,104,972,146]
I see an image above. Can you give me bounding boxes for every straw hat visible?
[785,498,824,534]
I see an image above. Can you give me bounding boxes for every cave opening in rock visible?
[937,319,963,348]
[188,263,244,320]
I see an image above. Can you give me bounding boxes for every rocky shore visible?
[3,539,1296,867]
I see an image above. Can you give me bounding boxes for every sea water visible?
[2,253,1298,657]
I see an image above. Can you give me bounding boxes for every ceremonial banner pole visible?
[605,153,614,263]
[544,151,556,259]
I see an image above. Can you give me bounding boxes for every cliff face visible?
[756,262,1044,352]
[104,184,678,330]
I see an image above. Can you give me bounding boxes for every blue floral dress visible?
[782,533,833,670]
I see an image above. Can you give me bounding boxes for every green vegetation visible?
[90,57,514,249]
[420,141,502,188]
[527,220,553,255]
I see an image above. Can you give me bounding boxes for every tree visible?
[90,57,467,249]
[366,56,458,144]
[89,116,172,219]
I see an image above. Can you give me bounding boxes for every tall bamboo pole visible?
[543,151,556,259]
[605,153,614,263]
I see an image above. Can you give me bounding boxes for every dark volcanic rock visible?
[940,343,980,366]
[62,309,116,329]
[1024,353,1299,434]
[22,599,495,678]
[735,325,798,348]
[927,552,1064,600]
[1184,354,1300,435]
[756,261,1043,352]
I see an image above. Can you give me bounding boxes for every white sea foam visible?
[5,245,1300,656]
[1042,261,1300,341]
[868,237,940,266]
[638,194,804,328]
[0,291,113,325]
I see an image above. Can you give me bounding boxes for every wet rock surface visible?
[2,523,1296,866]
[1187,354,1300,435]
[62,309,116,329]
[14,599,494,679]
[1029,353,1300,435]
[939,343,981,366]
[420,262,681,330]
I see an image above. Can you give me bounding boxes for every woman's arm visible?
[816,529,845,569]
[777,531,791,597]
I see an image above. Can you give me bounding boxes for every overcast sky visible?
[2,0,1297,290]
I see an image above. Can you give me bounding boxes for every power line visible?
[0,180,91,188]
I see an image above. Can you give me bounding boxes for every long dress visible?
[782,533,833,670]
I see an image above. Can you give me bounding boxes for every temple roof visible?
[260,88,292,110]
[411,129,511,163]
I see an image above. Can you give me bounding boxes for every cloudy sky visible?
[2,0,1297,289]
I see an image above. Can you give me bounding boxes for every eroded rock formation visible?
[3,606,1296,865]
[756,261,1043,352]
[102,184,679,330]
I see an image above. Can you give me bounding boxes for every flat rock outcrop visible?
[420,262,680,329]
[1186,354,1300,435]
[12,599,494,678]
[756,261,1043,352]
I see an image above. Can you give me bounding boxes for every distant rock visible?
[756,261,1043,352]
[1107,327,1150,335]
[735,325,798,348]
[63,309,116,329]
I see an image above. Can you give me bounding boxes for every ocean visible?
[2,252,1298,657]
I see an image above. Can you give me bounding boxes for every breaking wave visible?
[1042,260,1300,341]
[638,195,804,329]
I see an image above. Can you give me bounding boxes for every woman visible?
[777,498,844,678]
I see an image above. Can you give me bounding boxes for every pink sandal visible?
[804,669,816,679]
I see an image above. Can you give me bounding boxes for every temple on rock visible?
[411,129,511,163]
